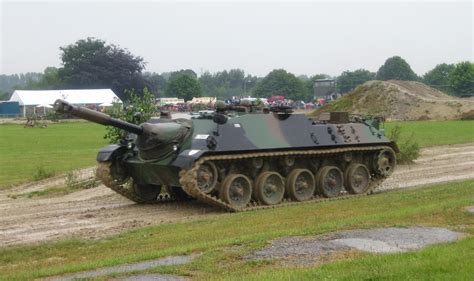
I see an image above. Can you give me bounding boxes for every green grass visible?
[0,122,107,188]
[384,120,473,147]
[0,180,472,280]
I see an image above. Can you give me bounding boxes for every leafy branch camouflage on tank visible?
[54,99,397,211]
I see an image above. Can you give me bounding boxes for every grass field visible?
[384,120,473,148]
[0,120,472,188]
[0,122,107,188]
[0,180,472,280]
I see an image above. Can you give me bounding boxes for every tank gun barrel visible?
[53,99,144,135]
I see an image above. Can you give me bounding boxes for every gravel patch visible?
[246,227,463,265]
[46,254,197,281]
[113,273,189,281]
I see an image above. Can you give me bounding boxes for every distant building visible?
[313,79,336,100]
[189,97,216,104]
[156,97,185,106]
[0,101,20,117]
[9,89,121,117]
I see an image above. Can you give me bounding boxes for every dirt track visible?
[0,143,473,247]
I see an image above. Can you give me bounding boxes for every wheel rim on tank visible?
[376,148,397,176]
[131,182,162,202]
[286,169,315,202]
[220,174,252,209]
[316,166,343,198]
[254,172,285,205]
[197,162,218,194]
[345,164,371,194]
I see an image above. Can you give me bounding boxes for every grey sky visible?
[1,1,472,77]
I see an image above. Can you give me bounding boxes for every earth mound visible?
[311,80,474,121]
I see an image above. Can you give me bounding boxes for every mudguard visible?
[96,144,128,162]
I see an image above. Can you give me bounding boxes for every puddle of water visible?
[47,254,197,281]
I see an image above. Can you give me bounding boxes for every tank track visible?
[179,145,391,212]
[96,162,180,204]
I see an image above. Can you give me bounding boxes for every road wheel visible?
[220,174,252,210]
[254,172,285,205]
[197,162,218,194]
[316,166,343,198]
[376,148,397,176]
[344,164,371,194]
[96,161,129,187]
[285,169,315,202]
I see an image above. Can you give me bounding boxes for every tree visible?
[449,61,474,96]
[58,38,146,100]
[104,88,156,143]
[375,56,418,81]
[198,69,258,99]
[28,67,62,89]
[168,69,197,81]
[0,72,42,94]
[422,63,455,94]
[142,72,167,98]
[336,69,375,94]
[253,69,305,100]
[164,74,202,101]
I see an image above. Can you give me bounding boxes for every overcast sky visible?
[0,1,472,77]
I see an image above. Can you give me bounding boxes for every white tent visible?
[9,89,122,117]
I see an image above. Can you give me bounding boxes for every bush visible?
[32,166,55,181]
[387,125,420,163]
[65,170,99,190]
[104,88,156,143]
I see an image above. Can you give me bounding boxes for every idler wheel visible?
[97,161,129,187]
[220,174,252,209]
[131,181,162,202]
[254,172,285,205]
[316,166,343,198]
[197,162,218,194]
[285,169,315,202]
[344,163,371,194]
[376,148,397,177]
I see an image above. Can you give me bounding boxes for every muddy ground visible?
[0,143,473,247]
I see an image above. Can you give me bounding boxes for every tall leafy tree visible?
[336,69,375,93]
[253,69,305,100]
[375,56,418,81]
[58,38,147,100]
[422,63,455,94]
[164,74,202,101]
[142,72,167,98]
[448,61,474,96]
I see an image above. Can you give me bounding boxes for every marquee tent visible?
[9,89,122,117]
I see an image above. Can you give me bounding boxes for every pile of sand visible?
[313,80,474,121]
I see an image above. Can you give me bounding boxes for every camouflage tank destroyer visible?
[54,99,397,212]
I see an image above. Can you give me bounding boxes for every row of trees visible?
[1,38,472,102]
[336,57,473,96]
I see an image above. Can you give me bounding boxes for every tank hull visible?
[95,113,397,211]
